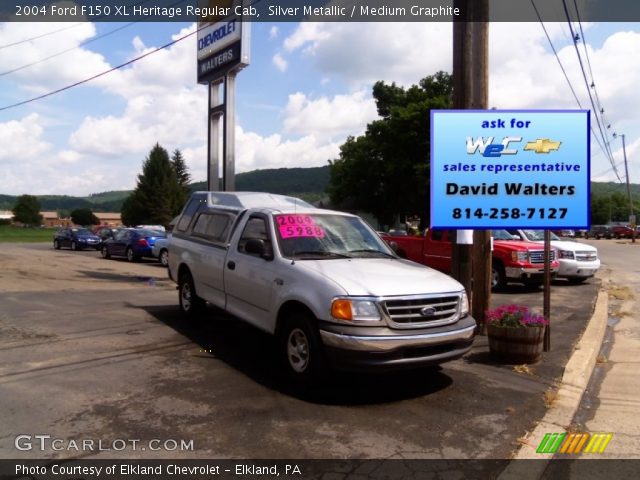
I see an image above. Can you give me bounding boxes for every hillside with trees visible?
[0,163,636,224]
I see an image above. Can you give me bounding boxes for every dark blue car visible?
[53,227,101,250]
[100,228,166,262]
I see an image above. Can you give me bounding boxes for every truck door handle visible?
[227,261,235,270]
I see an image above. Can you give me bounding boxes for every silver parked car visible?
[152,236,170,267]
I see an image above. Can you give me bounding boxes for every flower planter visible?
[487,324,545,363]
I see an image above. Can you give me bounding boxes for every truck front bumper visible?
[318,316,476,371]
[557,258,600,278]
[505,266,558,281]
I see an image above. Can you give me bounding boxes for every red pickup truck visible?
[381,229,559,290]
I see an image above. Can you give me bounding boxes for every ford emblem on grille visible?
[420,307,436,317]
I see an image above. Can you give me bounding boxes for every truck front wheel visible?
[280,311,327,381]
[491,262,507,291]
[179,271,205,319]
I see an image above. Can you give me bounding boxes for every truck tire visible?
[53,239,60,250]
[491,262,507,291]
[567,277,587,284]
[280,310,327,382]
[523,278,544,289]
[178,271,205,319]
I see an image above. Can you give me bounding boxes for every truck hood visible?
[494,239,549,251]
[545,240,596,253]
[297,258,465,297]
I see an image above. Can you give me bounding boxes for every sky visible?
[0,19,639,196]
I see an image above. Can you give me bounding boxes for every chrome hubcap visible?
[491,269,499,288]
[287,328,309,373]
[181,283,192,311]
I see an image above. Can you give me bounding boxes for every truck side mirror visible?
[387,241,399,253]
[245,238,273,260]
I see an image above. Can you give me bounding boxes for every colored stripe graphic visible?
[537,433,613,454]
[536,433,566,453]
[584,433,613,453]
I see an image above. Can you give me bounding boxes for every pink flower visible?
[485,304,548,327]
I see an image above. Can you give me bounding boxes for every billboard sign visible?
[197,0,250,83]
[430,110,590,229]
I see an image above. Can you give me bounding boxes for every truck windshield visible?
[522,230,560,241]
[492,229,519,240]
[274,214,395,259]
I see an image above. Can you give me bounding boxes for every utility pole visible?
[621,134,635,243]
[452,0,491,331]
[615,133,635,243]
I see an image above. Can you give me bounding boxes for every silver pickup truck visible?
[168,191,476,380]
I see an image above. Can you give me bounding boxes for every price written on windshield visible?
[276,215,326,239]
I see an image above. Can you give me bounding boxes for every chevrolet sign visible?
[197,20,240,61]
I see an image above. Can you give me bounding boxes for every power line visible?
[0,23,84,51]
[0,23,136,77]
[570,0,619,176]
[0,0,157,52]
[562,0,621,182]
[0,27,196,113]
[530,0,618,180]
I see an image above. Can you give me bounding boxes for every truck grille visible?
[529,250,556,263]
[383,294,461,328]
[576,251,598,262]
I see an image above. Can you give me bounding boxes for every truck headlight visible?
[331,299,381,322]
[511,251,529,262]
[558,250,575,259]
[460,291,469,318]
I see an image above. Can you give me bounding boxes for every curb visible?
[498,287,608,477]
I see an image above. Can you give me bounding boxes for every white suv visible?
[507,229,600,284]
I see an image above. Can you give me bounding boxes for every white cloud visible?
[283,91,377,141]
[283,22,331,52]
[0,22,109,94]
[272,53,288,72]
[235,126,340,172]
[2,21,639,195]
[93,24,199,99]
[0,114,51,162]
[281,23,453,88]
[269,26,279,40]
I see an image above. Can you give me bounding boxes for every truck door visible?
[423,229,454,273]
[224,214,279,332]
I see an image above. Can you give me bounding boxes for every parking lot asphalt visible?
[0,242,601,462]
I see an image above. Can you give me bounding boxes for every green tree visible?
[12,194,43,225]
[121,190,147,227]
[171,149,191,213]
[70,208,99,226]
[121,143,181,227]
[590,195,610,224]
[328,71,453,227]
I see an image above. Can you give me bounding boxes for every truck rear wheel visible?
[280,310,327,382]
[179,271,205,319]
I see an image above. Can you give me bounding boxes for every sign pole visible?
[223,72,237,192]
[543,229,551,352]
[207,80,222,191]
